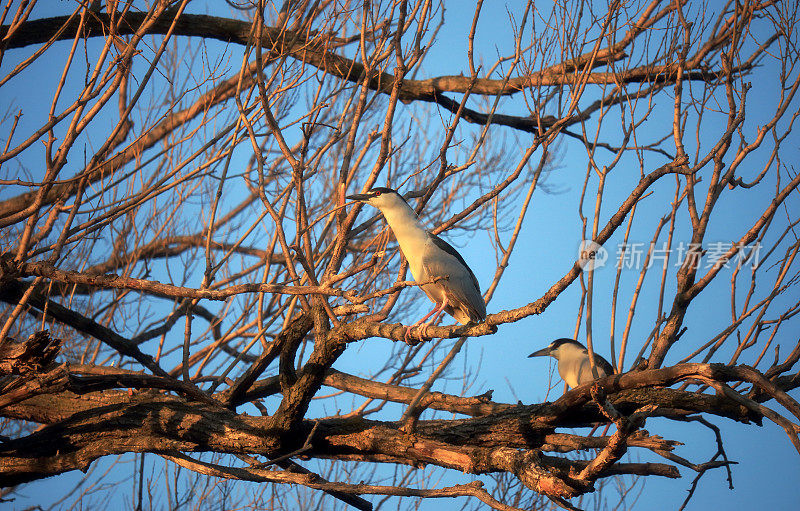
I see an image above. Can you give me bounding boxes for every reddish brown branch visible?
[2,258,355,301]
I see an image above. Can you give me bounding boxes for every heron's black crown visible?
[369,187,399,196]
[346,187,411,207]
[353,187,399,199]
[550,338,586,350]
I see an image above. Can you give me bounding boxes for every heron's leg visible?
[419,310,444,340]
[416,296,449,340]
[404,298,447,343]
[587,422,612,438]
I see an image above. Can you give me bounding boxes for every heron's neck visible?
[554,347,585,364]
[380,203,429,254]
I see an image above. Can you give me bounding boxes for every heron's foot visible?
[416,323,428,341]
[403,325,420,345]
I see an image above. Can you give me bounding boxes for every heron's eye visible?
[374,191,382,196]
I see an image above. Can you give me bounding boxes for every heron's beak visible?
[528,347,551,358]
[346,193,371,201]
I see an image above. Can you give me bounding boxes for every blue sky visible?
[4,1,800,510]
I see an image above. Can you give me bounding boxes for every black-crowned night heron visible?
[347,187,486,341]
[528,338,614,389]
